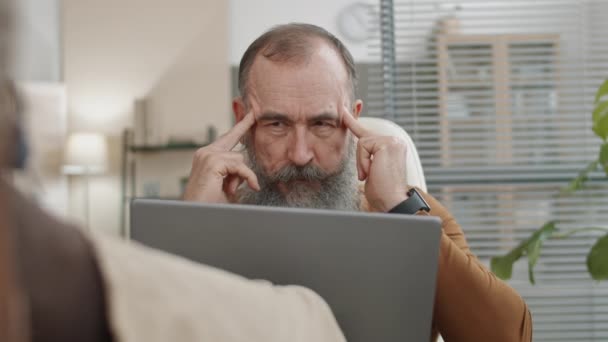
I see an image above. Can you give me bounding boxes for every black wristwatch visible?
[388,188,431,215]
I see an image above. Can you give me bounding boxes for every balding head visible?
[238,23,358,103]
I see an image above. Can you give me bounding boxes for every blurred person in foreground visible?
[0,2,345,341]
[184,23,532,341]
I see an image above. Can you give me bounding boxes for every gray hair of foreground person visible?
[0,0,16,169]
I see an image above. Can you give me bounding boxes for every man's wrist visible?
[379,193,409,213]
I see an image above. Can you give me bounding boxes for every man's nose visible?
[288,128,314,166]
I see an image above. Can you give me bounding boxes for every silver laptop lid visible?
[131,199,442,342]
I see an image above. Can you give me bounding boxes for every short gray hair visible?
[0,0,16,168]
[238,23,358,101]
[0,0,13,80]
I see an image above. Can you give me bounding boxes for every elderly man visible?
[184,23,533,341]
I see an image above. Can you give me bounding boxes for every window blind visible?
[367,1,608,340]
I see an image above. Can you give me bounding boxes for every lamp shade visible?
[63,133,108,175]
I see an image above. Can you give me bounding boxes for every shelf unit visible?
[120,129,208,236]
[436,33,560,168]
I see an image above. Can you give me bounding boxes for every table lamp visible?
[62,132,108,229]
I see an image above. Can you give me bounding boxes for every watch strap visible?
[388,188,431,215]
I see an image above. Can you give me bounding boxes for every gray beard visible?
[238,137,360,211]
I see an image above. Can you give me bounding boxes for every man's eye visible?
[265,122,288,135]
[314,121,331,127]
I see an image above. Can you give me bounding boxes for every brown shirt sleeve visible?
[417,190,533,342]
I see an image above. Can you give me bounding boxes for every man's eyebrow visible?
[308,112,340,124]
[257,111,340,124]
[258,112,293,123]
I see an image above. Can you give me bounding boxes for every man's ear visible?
[232,97,247,123]
[353,99,363,119]
[232,97,253,146]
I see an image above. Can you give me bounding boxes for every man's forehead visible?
[255,102,340,121]
[249,74,346,118]
[251,63,345,94]
[249,82,340,113]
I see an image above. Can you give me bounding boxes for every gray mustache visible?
[267,164,330,183]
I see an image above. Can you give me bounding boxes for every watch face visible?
[408,188,431,213]
[336,3,378,43]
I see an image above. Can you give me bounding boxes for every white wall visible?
[229,0,377,65]
[63,0,230,235]
[64,0,230,136]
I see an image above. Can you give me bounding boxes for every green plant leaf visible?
[593,111,608,141]
[491,243,526,280]
[491,221,557,283]
[526,221,557,284]
[595,79,608,104]
[600,143,608,176]
[560,161,599,195]
[587,233,608,280]
[593,101,608,126]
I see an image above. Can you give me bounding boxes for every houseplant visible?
[491,79,608,284]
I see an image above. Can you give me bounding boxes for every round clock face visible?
[337,2,377,44]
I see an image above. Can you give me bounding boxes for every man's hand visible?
[341,105,409,212]
[183,112,260,203]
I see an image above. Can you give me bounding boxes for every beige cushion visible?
[91,233,346,342]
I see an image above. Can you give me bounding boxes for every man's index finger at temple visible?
[212,111,256,151]
[341,105,369,138]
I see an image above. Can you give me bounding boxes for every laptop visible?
[130,199,442,342]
